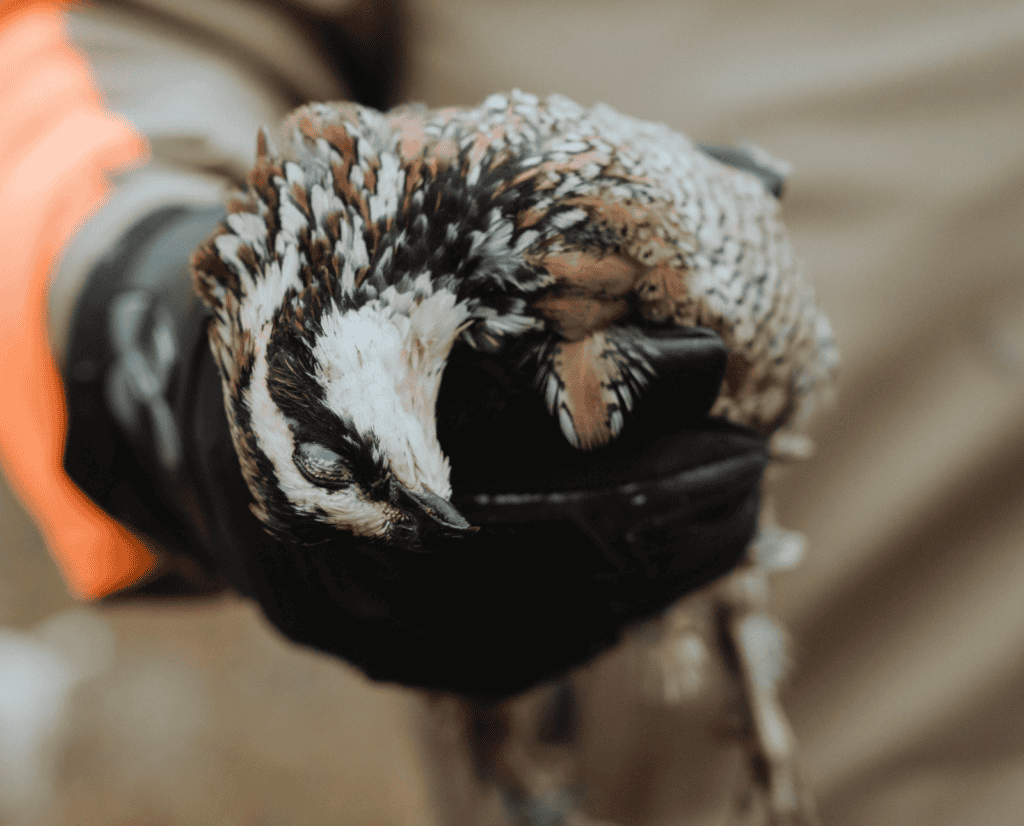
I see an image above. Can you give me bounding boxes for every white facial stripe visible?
[310,292,469,498]
[245,323,390,537]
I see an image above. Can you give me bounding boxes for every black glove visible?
[64,203,768,702]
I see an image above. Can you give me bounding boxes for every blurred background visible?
[1,0,1023,823]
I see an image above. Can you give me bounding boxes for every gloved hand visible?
[64,209,770,702]
[186,315,768,700]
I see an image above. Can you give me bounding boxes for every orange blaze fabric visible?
[0,0,157,598]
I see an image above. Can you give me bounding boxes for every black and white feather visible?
[192,91,837,545]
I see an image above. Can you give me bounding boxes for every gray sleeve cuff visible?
[48,167,231,363]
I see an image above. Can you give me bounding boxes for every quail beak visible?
[391,482,480,552]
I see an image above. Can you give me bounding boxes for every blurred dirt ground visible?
[0,473,436,826]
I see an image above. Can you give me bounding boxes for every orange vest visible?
[0,0,158,598]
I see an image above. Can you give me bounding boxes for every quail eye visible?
[293,442,353,490]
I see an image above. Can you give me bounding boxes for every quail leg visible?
[717,568,819,826]
[414,681,620,826]
[467,682,593,826]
